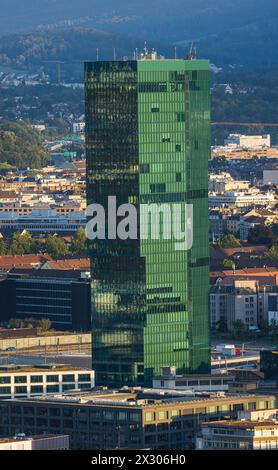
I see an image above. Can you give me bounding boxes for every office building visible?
[85,54,211,387]
[0,270,91,331]
[0,364,94,399]
[0,388,276,450]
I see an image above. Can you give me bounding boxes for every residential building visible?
[209,279,270,331]
[72,122,85,134]
[85,56,211,387]
[209,173,249,193]
[0,389,276,450]
[263,169,278,186]
[0,364,94,399]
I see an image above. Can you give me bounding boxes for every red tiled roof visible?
[219,275,277,287]
[42,257,90,270]
[0,254,52,269]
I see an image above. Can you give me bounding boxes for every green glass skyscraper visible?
[85,55,210,388]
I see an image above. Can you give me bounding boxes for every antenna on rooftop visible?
[174,46,177,59]
[144,41,148,57]
[186,41,196,60]
[113,48,116,61]
[96,48,99,61]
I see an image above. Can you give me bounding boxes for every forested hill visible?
[0,0,277,68]
[0,28,158,67]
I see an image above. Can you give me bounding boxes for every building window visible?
[0,377,11,384]
[140,163,150,174]
[150,184,166,193]
[14,376,27,384]
[31,386,43,394]
[46,385,59,393]
[176,112,186,122]
[145,412,155,422]
[15,386,27,394]
[31,376,43,383]
[176,173,182,182]
[62,374,75,383]
[46,375,59,383]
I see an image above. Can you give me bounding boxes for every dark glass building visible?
[85,56,211,387]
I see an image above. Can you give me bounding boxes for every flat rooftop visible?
[5,388,275,409]
[205,419,278,429]
[0,434,66,443]
[0,364,92,374]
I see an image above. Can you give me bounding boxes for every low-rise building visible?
[153,367,235,392]
[209,190,276,210]
[0,389,276,450]
[0,434,69,450]
[197,413,278,450]
[224,134,271,149]
[0,364,94,399]
[0,210,86,236]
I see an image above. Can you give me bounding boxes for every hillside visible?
[0,0,277,68]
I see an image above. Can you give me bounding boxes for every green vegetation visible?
[44,235,69,259]
[218,234,241,248]
[212,68,278,145]
[0,120,50,169]
[223,258,235,269]
[0,229,87,258]
[248,224,273,245]
[71,227,87,255]
[6,317,52,331]
[0,29,144,80]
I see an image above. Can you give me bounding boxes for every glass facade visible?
[85,58,211,387]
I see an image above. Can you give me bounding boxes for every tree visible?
[71,227,87,255]
[259,319,270,336]
[39,318,52,332]
[0,120,50,169]
[219,234,241,248]
[10,231,33,255]
[217,317,228,333]
[45,235,69,258]
[268,244,278,260]
[0,240,8,255]
[8,318,23,328]
[223,258,235,269]
[248,224,273,245]
[233,320,246,340]
[0,162,16,174]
